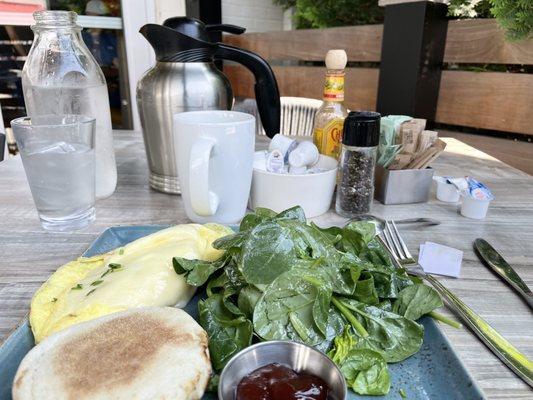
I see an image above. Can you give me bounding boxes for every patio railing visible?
[223,19,533,136]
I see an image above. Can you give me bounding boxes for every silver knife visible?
[474,238,533,310]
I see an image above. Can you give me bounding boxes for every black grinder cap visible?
[342,111,380,147]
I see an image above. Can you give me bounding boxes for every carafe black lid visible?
[163,17,211,42]
[162,17,246,42]
[140,17,246,62]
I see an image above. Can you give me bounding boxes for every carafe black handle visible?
[0,133,5,162]
[215,43,280,138]
[206,24,245,35]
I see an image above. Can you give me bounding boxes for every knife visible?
[474,238,533,310]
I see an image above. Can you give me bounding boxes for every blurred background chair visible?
[234,96,321,136]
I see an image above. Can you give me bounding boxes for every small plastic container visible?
[436,179,460,203]
[269,134,298,162]
[288,141,319,168]
[460,196,491,219]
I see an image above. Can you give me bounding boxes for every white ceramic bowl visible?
[250,152,338,217]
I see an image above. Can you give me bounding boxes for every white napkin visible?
[418,242,463,278]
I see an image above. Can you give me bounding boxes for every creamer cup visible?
[460,195,491,219]
[434,176,460,203]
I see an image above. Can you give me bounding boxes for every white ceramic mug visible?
[174,111,255,224]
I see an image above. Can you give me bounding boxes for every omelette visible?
[30,223,232,343]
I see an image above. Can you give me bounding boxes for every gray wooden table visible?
[1,130,532,399]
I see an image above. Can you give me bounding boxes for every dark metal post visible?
[376,1,448,125]
[186,0,222,41]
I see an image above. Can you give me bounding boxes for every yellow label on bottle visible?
[313,118,343,158]
[313,128,324,153]
[323,73,345,101]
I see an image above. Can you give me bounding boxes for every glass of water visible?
[11,115,96,231]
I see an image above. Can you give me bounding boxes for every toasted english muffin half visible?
[13,307,211,400]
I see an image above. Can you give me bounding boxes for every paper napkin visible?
[418,242,463,278]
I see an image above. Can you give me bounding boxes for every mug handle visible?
[189,137,220,216]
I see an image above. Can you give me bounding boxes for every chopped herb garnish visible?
[86,289,97,296]
[118,248,124,255]
[108,263,122,270]
[399,389,407,398]
[101,269,111,278]
[71,284,83,290]
[91,280,103,286]
[51,297,57,303]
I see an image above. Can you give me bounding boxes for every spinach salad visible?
[173,206,444,396]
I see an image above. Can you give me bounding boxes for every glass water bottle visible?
[22,10,117,199]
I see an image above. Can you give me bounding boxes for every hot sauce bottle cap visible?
[325,50,347,70]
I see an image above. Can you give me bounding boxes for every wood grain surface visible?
[226,65,533,135]
[444,19,533,65]
[224,24,383,62]
[225,65,379,112]
[436,71,533,135]
[0,131,532,399]
[223,19,533,65]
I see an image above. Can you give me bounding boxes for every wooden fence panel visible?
[444,19,533,65]
[224,18,533,135]
[225,19,533,65]
[223,25,383,62]
[436,71,533,135]
[225,65,379,112]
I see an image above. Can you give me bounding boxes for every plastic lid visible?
[342,111,380,147]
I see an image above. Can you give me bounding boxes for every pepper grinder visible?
[335,111,380,217]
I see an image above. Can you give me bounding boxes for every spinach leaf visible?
[278,219,335,259]
[327,326,358,364]
[328,327,391,395]
[198,294,253,371]
[172,255,228,287]
[213,232,246,251]
[206,271,228,297]
[314,307,346,353]
[275,205,306,223]
[352,272,379,305]
[393,284,443,320]
[253,270,331,345]
[340,349,391,395]
[338,298,424,362]
[239,208,277,231]
[237,285,263,320]
[241,221,297,284]
[310,222,343,244]
[369,269,413,299]
[341,222,376,253]
[206,374,220,393]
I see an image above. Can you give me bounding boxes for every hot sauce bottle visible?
[312,49,348,159]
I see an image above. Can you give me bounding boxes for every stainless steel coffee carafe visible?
[137,17,280,194]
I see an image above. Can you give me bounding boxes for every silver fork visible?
[380,220,533,388]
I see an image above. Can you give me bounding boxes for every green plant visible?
[490,0,533,40]
[274,0,532,40]
[274,0,384,28]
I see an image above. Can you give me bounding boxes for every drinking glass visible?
[11,115,96,231]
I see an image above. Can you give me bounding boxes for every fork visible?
[380,220,533,388]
